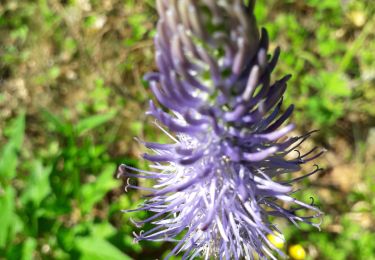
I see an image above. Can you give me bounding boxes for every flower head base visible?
[120,0,324,259]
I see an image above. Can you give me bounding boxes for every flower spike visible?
[121,1,323,259]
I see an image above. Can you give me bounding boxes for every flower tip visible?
[144,72,159,82]
[130,217,144,228]
[285,74,292,81]
[116,164,126,179]
[124,178,131,192]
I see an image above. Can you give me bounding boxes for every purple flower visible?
[119,0,323,259]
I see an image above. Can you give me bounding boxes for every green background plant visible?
[0,0,374,259]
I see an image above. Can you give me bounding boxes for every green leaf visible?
[5,112,25,149]
[21,237,37,260]
[76,237,131,260]
[42,110,71,135]
[321,72,351,97]
[20,160,52,206]
[130,121,142,136]
[75,111,116,136]
[84,15,97,28]
[90,223,116,239]
[0,145,20,182]
[79,164,118,213]
[0,186,16,248]
[0,113,25,182]
[123,13,148,47]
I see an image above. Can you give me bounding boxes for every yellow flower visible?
[289,244,306,260]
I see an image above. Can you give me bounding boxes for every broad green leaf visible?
[0,113,25,181]
[76,237,131,260]
[20,160,52,206]
[57,227,75,252]
[0,144,20,182]
[130,121,142,135]
[5,112,25,149]
[79,164,118,213]
[0,186,16,248]
[90,223,116,239]
[21,237,37,260]
[321,72,351,97]
[75,111,116,136]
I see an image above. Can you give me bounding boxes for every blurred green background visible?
[0,0,374,259]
